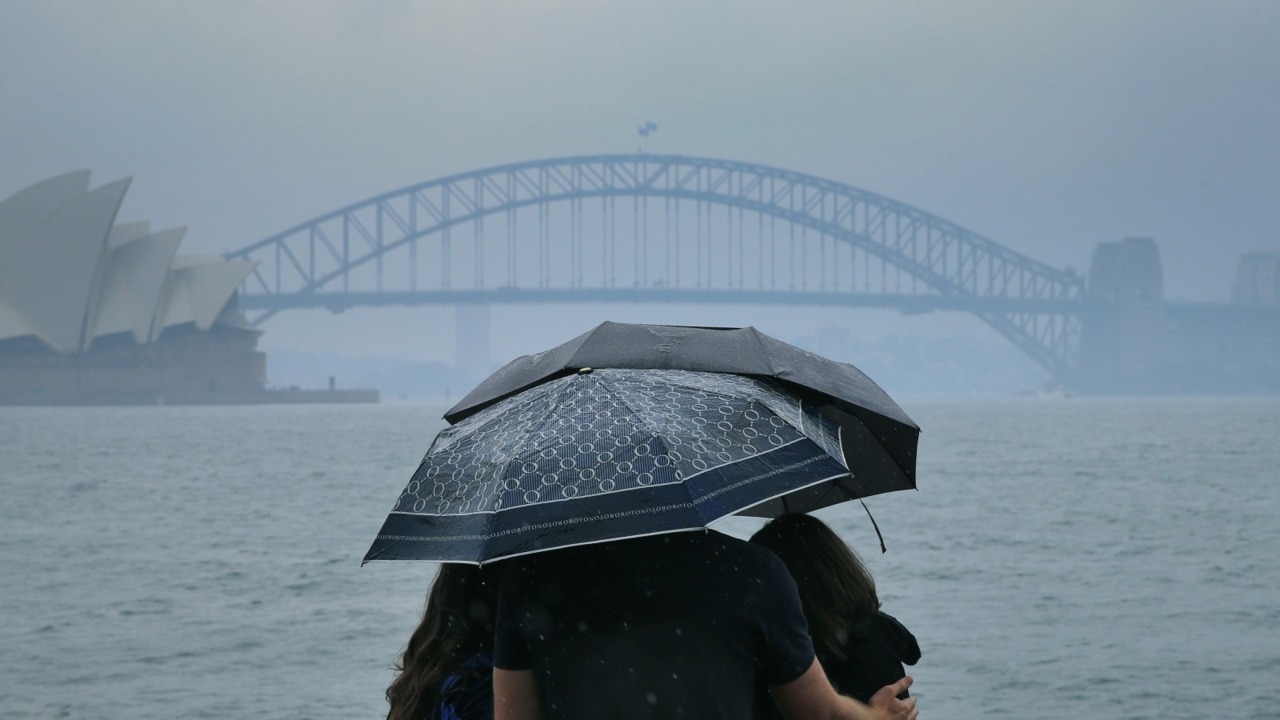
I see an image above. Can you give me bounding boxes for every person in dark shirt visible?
[386,563,503,720]
[750,514,921,715]
[491,530,917,720]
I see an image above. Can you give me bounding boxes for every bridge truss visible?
[227,154,1087,378]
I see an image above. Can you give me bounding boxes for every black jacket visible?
[821,610,921,703]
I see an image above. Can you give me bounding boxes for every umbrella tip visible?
[578,367,594,374]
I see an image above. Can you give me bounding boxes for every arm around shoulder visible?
[493,668,544,720]
[769,658,918,720]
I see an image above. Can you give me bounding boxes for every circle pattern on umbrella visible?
[392,368,843,515]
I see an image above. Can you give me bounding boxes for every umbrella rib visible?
[744,327,779,380]
[843,412,915,487]
[499,376,589,468]
[730,470,853,517]
[489,527,709,565]
[689,453,850,526]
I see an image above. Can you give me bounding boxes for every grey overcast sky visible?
[2,1,1278,366]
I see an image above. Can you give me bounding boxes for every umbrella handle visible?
[861,499,887,554]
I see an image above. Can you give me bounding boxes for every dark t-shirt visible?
[493,530,815,720]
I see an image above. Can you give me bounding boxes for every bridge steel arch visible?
[227,154,1086,379]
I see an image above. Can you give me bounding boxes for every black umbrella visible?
[444,322,919,514]
[364,368,870,564]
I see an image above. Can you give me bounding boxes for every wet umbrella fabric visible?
[363,368,858,564]
[442,321,919,515]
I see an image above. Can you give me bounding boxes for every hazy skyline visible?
[3,1,1278,377]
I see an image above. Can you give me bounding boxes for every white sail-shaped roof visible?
[0,174,89,341]
[82,222,152,347]
[0,170,91,242]
[152,255,255,338]
[107,221,151,248]
[0,179,130,353]
[0,300,37,341]
[90,227,185,342]
[1,171,256,354]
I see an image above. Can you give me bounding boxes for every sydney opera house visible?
[0,171,371,404]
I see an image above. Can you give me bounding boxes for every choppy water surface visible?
[2,396,1277,719]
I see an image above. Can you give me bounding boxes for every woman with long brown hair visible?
[750,513,920,713]
[386,563,503,720]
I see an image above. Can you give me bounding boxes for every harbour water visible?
[2,396,1277,719]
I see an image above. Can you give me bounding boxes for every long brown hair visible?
[386,563,501,720]
[749,513,880,660]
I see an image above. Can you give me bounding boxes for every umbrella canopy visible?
[443,322,919,514]
[364,368,873,564]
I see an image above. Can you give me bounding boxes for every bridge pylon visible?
[455,304,491,376]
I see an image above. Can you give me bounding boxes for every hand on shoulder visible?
[869,676,918,720]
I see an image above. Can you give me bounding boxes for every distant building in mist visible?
[1232,251,1280,306]
[1075,237,1280,394]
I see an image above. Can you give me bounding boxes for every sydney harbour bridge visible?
[225,154,1279,392]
